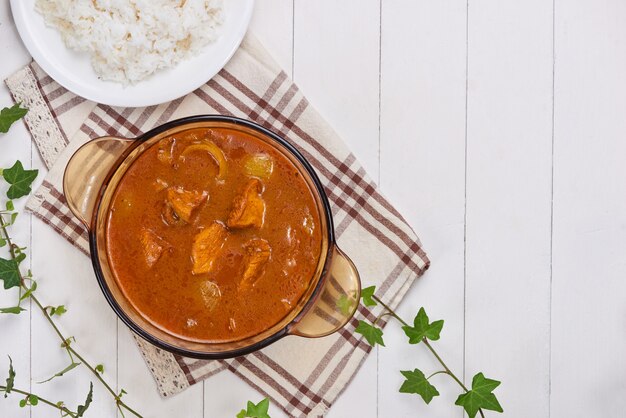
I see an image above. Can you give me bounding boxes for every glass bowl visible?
[63,115,361,359]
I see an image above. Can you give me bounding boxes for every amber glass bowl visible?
[63,115,361,359]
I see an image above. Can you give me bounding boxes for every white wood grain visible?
[30,226,118,418]
[249,0,294,78]
[464,0,553,416]
[379,1,467,416]
[293,1,380,417]
[551,1,626,416]
[118,327,204,418]
[0,2,34,417]
[293,0,381,182]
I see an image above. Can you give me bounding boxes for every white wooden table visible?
[2,1,626,417]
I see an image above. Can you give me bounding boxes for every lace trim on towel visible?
[5,65,67,169]
[133,335,190,398]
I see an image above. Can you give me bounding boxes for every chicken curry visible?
[106,127,323,342]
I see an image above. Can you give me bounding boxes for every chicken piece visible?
[157,137,177,165]
[240,238,271,290]
[152,178,169,192]
[199,281,221,311]
[226,179,266,229]
[140,228,169,268]
[161,201,185,226]
[166,187,208,223]
[192,222,228,275]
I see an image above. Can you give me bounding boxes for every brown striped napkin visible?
[6,34,429,417]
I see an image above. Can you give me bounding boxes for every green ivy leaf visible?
[237,398,271,418]
[19,281,37,301]
[6,201,14,212]
[399,369,440,404]
[360,285,377,307]
[19,398,26,407]
[0,257,21,289]
[28,394,38,406]
[0,237,6,248]
[0,306,25,314]
[355,320,385,347]
[60,336,75,349]
[402,307,444,344]
[76,382,93,417]
[455,373,503,418]
[38,362,81,384]
[15,252,26,264]
[5,356,15,398]
[48,305,67,317]
[95,364,104,374]
[2,161,38,200]
[0,104,28,134]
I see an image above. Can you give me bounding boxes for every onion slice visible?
[180,140,227,179]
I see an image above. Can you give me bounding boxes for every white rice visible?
[35,0,223,84]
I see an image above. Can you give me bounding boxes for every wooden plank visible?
[293,0,381,181]
[464,0,553,416]
[293,1,380,417]
[204,1,294,416]
[0,103,31,413]
[207,370,288,418]
[0,1,35,416]
[249,0,294,78]
[379,0,467,416]
[551,0,626,415]
[118,328,204,418]
[29,226,118,418]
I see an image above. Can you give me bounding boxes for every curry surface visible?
[106,127,323,342]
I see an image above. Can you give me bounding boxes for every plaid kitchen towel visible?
[6,34,429,417]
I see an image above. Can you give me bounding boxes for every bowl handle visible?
[289,246,361,338]
[63,136,134,229]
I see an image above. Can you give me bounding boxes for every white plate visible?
[11,0,254,107]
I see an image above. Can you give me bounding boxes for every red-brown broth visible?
[105,127,323,342]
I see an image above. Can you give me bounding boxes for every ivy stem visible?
[371,295,409,327]
[0,384,77,417]
[372,312,394,327]
[30,294,141,418]
[426,370,449,380]
[371,295,485,418]
[0,215,142,418]
[421,339,469,392]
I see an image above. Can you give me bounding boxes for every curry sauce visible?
[105,127,322,342]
